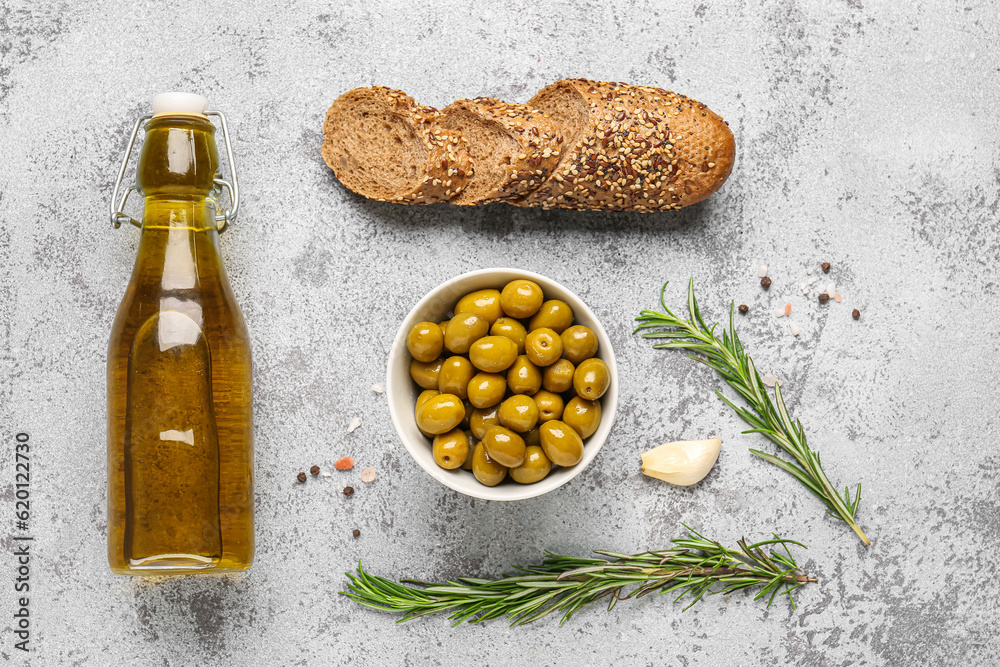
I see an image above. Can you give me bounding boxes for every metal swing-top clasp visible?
[109,109,241,232]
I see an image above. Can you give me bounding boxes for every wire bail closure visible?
[109,110,240,232]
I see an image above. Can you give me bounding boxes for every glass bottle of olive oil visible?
[107,93,253,575]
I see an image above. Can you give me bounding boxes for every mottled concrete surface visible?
[1,0,999,664]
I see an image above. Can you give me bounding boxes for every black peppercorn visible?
[310,465,320,476]
[821,262,831,273]
[760,277,772,289]
[296,472,307,483]
[818,293,830,304]
[852,309,860,320]
[352,529,361,538]
[738,304,749,315]
[343,486,355,497]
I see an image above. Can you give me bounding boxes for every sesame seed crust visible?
[441,97,562,205]
[514,79,734,212]
[322,86,472,205]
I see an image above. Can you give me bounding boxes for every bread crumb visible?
[348,418,362,433]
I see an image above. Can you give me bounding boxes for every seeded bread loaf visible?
[439,98,563,206]
[517,79,734,211]
[321,86,472,204]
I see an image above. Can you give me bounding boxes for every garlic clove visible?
[641,438,721,486]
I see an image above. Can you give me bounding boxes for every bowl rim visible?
[386,267,618,501]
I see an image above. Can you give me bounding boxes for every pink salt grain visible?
[834,293,842,303]
[784,303,792,317]
[361,466,377,483]
[335,457,355,470]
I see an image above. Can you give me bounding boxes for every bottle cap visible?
[151,92,209,118]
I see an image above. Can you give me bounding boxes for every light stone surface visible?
[1,0,999,664]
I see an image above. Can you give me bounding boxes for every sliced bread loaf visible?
[516,79,734,211]
[322,86,472,204]
[439,98,563,206]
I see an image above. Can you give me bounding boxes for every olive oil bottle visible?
[107,93,253,575]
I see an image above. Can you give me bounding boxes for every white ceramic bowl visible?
[387,268,618,501]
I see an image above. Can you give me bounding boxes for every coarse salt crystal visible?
[758,265,768,277]
[806,267,813,275]
[827,282,836,295]
[774,307,786,318]
[361,466,377,483]
[789,322,800,336]
[371,383,384,394]
[762,375,778,387]
[808,277,817,285]
[800,283,807,291]
[321,471,332,478]
[348,418,362,433]
[834,293,842,303]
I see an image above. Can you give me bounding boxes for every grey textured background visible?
[1,0,998,664]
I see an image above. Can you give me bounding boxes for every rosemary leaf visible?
[341,527,816,626]
[633,279,871,546]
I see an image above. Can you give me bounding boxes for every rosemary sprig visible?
[342,526,815,626]
[633,279,870,546]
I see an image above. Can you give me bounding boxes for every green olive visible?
[437,356,475,399]
[498,395,539,433]
[415,393,466,435]
[469,336,518,373]
[542,358,575,393]
[470,405,500,440]
[410,357,444,389]
[500,279,544,319]
[539,420,584,467]
[461,431,478,470]
[509,445,552,484]
[460,400,474,430]
[415,389,440,411]
[563,397,602,439]
[471,441,507,486]
[491,317,527,354]
[455,289,504,325]
[438,320,450,338]
[533,390,564,423]
[407,321,444,362]
[444,312,489,354]
[560,325,598,365]
[468,372,506,409]
[506,355,542,395]
[573,358,610,400]
[528,299,574,333]
[433,429,470,469]
[482,425,526,467]
[523,426,541,448]
[525,328,563,367]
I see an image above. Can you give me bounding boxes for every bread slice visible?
[439,98,562,206]
[321,86,472,204]
[516,79,734,211]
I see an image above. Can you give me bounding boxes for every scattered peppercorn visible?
[818,293,830,304]
[738,304,749,315]
[296,472,307,483]
[309,465,320,476]
[760,276,772,289]
[821,262,831,273]
[343,486,355,497]
[852,309,860,320]
[352,529,361,538]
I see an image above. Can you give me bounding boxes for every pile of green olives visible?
[406,278,610,487]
